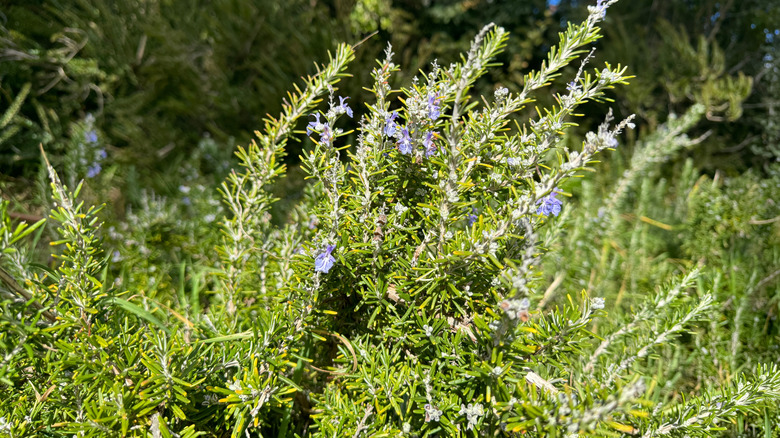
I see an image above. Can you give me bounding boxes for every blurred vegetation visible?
[2,1,776,209]
[1,0,351,200]
[555,0,780,170]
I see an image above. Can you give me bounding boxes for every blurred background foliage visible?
[0,0,778,264]
[1,0,350,199]
[558,0,780,169]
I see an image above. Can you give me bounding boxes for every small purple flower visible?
[423,131,438,157]
[318,125,333,145]
[398,128,413,155]
[86,163,102,178]
[307,113,323,136]
[384,112,398,137]
[427,93,441,121]
[337,96,353,118]
[314,244,336,273]
[85,130,98,144]
[97,148,107,160]
[467,207,478,226]
[536,191,563,217]
[566,81,581,93]
[306,113,333,144]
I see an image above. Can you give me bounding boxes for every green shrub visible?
[1,2,779,437]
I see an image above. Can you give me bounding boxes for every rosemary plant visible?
[1,1,778,437]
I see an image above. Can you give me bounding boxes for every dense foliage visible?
[1,1,779,437]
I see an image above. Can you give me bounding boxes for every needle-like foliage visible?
[1,1,778,437]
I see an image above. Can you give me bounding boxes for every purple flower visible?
[536,191,562,217]
[85,130,98,144]
[398,128,413,155]
[86,163,102,178]
[427,93,441,120]
[424,131,438,157]
[97,148,107,160]
[338,96,353,118]
[314,244,336,273]
[566,81,581,93]
[384,112,398,137]
[307,113,323,136]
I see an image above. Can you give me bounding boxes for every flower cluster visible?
[77,113,107,179]
[306,113,331,144]
[500,297,531,320]
[424,404,443,423]
[536,190,563,216]
[381,91,442,158]
[306,95,353,146]
[86,148,107,179]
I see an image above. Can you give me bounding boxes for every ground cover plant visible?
[1,1,779,437]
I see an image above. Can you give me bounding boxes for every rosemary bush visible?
[1,2,779,437]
